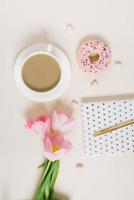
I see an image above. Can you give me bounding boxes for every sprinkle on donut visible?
[78,39,111,73]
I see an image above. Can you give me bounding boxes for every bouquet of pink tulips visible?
[26,111,74,200]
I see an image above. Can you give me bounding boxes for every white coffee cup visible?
[14,43,71,101]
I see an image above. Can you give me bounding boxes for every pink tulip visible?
[44,132,72,161]
[26,111,74,138]
[26,115,51,139]
[52,111,74,133]
[26,111,74,160]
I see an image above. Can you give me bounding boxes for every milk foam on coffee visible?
[22,54,61,92]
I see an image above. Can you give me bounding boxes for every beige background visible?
[0,0,134,199]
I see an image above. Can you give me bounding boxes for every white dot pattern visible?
[81,99,134,156]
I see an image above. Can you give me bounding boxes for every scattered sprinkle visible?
[66,24,74,33]
[113,60,122,71]
[76,162,84,169]
[90,79,98,86]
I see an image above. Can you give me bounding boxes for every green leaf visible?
[34,160,52,200]
[48,161,60,200]
[50,161,60,191]
[39,160,52,187]
[34,161,58,200]
[39,164,55,199]
[38,161,46,169]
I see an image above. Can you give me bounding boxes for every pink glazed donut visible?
[78,39,111,73]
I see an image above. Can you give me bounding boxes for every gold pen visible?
[94,119,134,137]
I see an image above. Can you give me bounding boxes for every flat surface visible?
[0,0,134,199]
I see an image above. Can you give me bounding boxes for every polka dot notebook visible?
[81,98,134,156]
